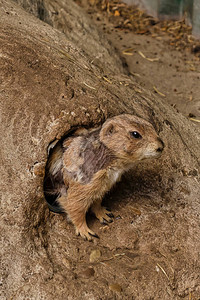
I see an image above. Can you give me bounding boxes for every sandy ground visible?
[78,0,200,126]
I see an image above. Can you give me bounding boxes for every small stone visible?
[89,249,101,263]
[131,207,141,216]
[32,162,45,177]
[109,283,122,293]
[62,257,71,268]
[182,167,188,176]
[79,267,95,278]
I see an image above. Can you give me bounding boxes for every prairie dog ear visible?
[100,121,117,141]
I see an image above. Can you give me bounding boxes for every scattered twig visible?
[134,87,142,93]
[100,253,125,263]
[156,263,170,282]
[122,48,134,55]
[95,0,200,56]
[153,86,166,97]
[189,118,200,123]
[57,49,75,62]
[189,291,192,300]
[83,82,96,89]
[130,71,141,77]
[138,51,159,62]
[103,76,112,83]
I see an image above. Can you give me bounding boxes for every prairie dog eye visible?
[130,131,142,139]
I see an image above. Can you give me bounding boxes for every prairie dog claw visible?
[92,206,114,224]
[75,225,99,241]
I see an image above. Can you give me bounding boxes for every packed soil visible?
[49,2,200,299]
[1,1,200,300]
[42,1,199,299]
[77,0,200,125]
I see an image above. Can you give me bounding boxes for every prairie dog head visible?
[100,114,164,163]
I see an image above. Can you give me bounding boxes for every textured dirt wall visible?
[0,0,200,299]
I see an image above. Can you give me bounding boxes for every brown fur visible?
[44,114,164,240]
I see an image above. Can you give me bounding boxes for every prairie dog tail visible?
[43,142,66,213]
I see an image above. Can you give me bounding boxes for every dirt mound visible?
[0,0,199,299]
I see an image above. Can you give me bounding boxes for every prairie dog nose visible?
[156,137,164,153]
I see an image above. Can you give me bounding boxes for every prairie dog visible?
[44,114,164,240]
